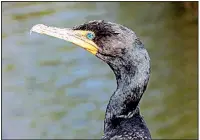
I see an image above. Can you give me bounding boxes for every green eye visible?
[86,32,95,40]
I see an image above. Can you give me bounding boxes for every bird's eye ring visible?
[86,32,95,40]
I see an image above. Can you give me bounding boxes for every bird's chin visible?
[95,52,113,63]
[96,52,106,61]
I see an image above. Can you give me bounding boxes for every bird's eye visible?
[86,32,95,40]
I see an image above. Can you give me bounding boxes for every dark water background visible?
[2,2,197,139]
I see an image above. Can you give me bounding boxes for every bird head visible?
[31,20,149,73]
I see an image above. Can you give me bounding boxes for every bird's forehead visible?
[72,20,117,34]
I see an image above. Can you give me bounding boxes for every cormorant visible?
[31,20,151,140]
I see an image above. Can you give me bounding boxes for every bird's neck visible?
[104,56,150,131]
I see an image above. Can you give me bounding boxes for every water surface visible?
[2,2,197,139]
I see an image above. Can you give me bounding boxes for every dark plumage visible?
[74,20,151,140]
[31,20,151,140]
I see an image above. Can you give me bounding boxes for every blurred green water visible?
[2,2,197,139]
